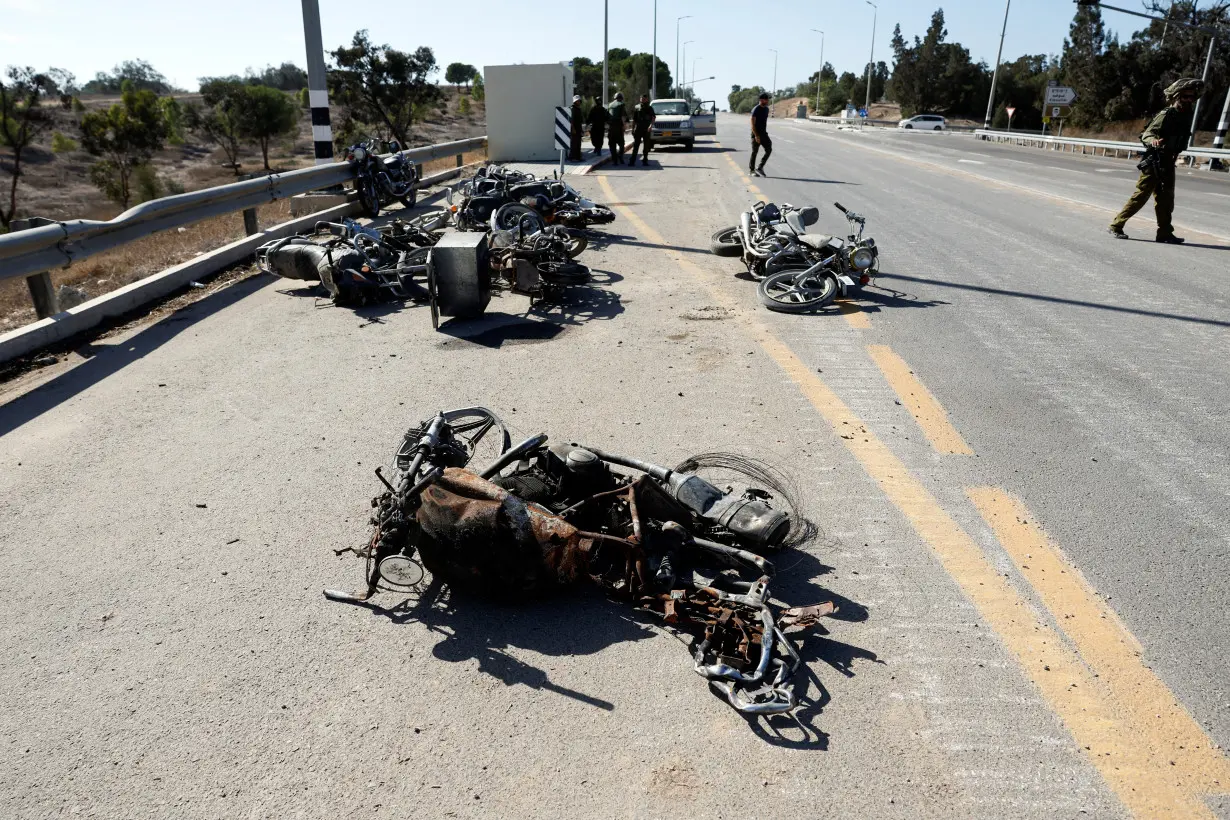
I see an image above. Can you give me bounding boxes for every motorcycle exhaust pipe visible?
[740,211,753,251]
[576,446,790,550]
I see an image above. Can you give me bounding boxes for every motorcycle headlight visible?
[851,247,875,271]
[352,145,367,162]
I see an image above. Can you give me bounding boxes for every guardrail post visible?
[456,153,463,168]
[242,207,260,236]
[11,218,60,319]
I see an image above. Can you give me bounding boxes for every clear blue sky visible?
[3,0,1151,100]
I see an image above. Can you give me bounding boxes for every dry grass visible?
[0,199,294,333]
[422,148,488,176]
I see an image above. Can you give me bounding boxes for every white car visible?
[649,99,697,150]
[898,114,946,131]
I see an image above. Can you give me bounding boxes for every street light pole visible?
[811,29,825,115]
[603,0,610,105]
[770,48,778,100]
[676,16,692,97]
[983,0,1011,129]
[301,0,333,164]
[1188,34,1216,149]
[652,0,658,99]
[864,0,877,113]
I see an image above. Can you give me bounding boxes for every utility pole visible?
[301,0,333,164]
[1212,86,1229,168]
[864,0,878,113]
[652,0,658,98]
[1189,35,1215,149]
[603,0,610,105]
[984,0,1011,129]
[811,29,825,115]
[770,49,778,100]
[676,16,692,97]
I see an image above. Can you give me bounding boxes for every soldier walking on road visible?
[568,95,584,162]
[630,94,657,167]
[587,96,608,156]
[1108,78,1205,243]
[750,92,772,177]
[607,93,628,166]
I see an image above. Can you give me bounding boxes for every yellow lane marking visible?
[597,172,1225,818]
[721,150,762,196]
[969,488,1230,801]
[866,345,973,455]
[835,300,871,329]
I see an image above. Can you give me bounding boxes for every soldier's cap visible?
[573,95,581,103]
[1165,78,1205,99]
[615,92,624,100]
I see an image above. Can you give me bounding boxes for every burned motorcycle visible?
[325,408,835,715]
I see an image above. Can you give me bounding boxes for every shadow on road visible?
[760,177,859,185]
[879,271,1230,329]
[587,231,711,257]
[333,542,877,742]
[1125,237,1230,252]
[436,277,625,348]
[0,272,274,438]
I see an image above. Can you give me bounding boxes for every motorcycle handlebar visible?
[833,202,849,214]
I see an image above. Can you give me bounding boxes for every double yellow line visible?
[596,172,1230,817]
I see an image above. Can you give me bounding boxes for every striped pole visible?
[301,0,334,164]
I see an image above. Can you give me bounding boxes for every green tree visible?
[887,10,990,117]
[445,62,478,90]
[187,79,246,173]
[328,30,441,147]
[247,63,308,91]
[472,72,485,102]
[81,59,175,94]
[235,86,300,170]
[79,86,168,208]
[0,66,63,229]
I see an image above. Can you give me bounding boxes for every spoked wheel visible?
[491,203,545,233]
[710,226,742,256]
[397,187,418,209]
[536,259,591,285]
[757,268,839,313]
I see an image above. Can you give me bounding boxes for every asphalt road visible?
[0,113,1226,818]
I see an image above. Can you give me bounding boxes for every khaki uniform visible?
[607,100,627,165]
[1110,107,1190,238]
[630,103,656,164]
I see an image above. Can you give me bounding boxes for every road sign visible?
[1050,105,1073,119]
[1045,86,1077,106]
[554,106,571,151]
[1006,106,1016,119]
[858,108,868,118]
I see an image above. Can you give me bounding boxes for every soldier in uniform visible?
[1108,78,1205,243]
[629,94,657,166]
[607,93,627,166]
[569,95,584,162]
[587,96,608,156]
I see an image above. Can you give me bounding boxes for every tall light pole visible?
[676,15,692,97]
[864,0,877,113]
[301,0,333,164]
[811,29,825,115]
[1189,34,1216,149]
[683,40,695,98]
[983,0,1011,129]
[603,0,610,105]
[651,0,658,98]
[770,48,778,100]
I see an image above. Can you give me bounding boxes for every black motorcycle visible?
[346,139,420,218]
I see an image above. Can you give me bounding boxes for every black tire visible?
[685,140,695,152]
[397,188,418,209]
[491,203,545,233]
[357,178,380,218]
[536,259,591,285]
[561,231,588,258]
[710,226,742,256]
[757,269,838,313]
[904,124,913,130]
[428,260,440,330]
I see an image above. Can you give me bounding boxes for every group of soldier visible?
[568,93,658,167]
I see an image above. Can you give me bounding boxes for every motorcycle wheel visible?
[536,259,591,286]
[710,226,742,257]
[757,269,838,313]
[491,203,545,233]
[588,205,616,223]
[357,178,381,218]
[561,230,588,258]
[398,188,418,209]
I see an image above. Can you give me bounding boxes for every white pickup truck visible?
[649,99,717,150]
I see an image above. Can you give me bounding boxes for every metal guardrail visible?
[0,137,488,286]
[807,115,979,132]
[974,129,1230,166]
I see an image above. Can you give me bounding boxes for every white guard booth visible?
[484,63,574,162]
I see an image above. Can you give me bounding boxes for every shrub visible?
[298,87,310,108]
[458,96,471,116]
[51,131,79,152]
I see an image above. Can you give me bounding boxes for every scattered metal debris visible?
[325,407,835,715]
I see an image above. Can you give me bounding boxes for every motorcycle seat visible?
[798,234,837,250]
[772,223,800,237]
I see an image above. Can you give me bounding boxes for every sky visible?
[2,0,1155,101]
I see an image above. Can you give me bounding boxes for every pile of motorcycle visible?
[324,406,837,716]
[256,156,618,312]
[710,200,880,313]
